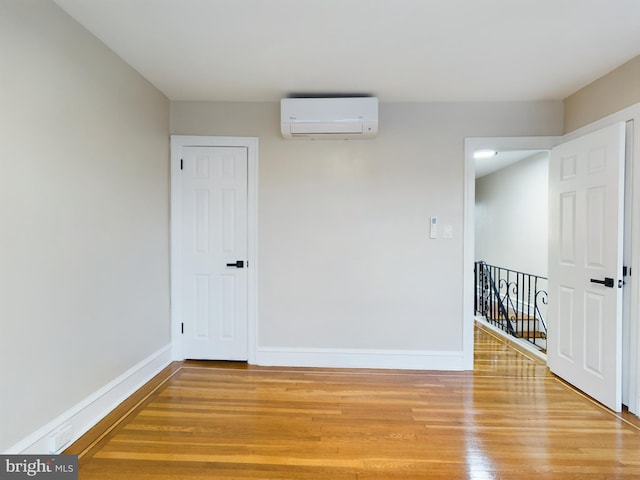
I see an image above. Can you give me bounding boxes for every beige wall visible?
[475,152,549,276]
[564,55,640,133]
[0,1,170,451]
[172,100,562,354]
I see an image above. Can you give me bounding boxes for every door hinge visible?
[181,323,184,334]
[180,159,183,170]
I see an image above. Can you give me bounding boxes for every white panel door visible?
[547,122,625,412]
[181,146,248,360]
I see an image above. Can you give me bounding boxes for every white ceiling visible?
[53,0,640,103]
[475,150,547,178]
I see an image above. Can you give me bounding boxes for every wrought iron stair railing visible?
[474,261,548,352]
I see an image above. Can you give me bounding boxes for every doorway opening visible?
[463,136,559,370]
[474,149,550,354]
[465,124,636,414]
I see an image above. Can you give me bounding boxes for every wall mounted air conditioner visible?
[280,97,378,139]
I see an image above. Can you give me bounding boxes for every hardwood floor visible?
[68,326,640,479]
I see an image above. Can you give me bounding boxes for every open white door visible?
[547,122,626,412]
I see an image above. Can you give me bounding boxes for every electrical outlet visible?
[48,424,73,453]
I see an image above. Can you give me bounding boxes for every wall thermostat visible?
[430,216,437,239]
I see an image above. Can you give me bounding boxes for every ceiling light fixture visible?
[473,150,498,159]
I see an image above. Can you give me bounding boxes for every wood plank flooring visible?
[69,326,640,479]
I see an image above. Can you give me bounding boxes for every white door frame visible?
[464,102,640,415]
[170,135,259,363]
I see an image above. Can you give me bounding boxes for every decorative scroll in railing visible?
[474,261,548,352]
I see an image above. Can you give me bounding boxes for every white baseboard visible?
[256,346,466,370]
[5,344,172,454]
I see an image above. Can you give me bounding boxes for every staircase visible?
[487,303,546,338]
[475,262,548,352]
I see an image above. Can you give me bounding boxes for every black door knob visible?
[590,277,614,288]
[226,260,245,268]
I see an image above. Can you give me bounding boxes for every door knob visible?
[226,260,245,268]
[590,277,614,288]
